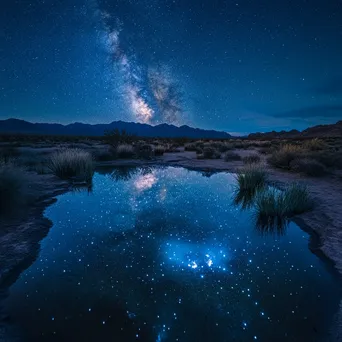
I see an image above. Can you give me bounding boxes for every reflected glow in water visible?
[2,167,340,342]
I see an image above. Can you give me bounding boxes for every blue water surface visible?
[4,167,340,342]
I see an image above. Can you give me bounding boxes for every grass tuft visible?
[236,165,267,191]
[48,149,94,182]
[254,183,313,231]
[116,144,135,159]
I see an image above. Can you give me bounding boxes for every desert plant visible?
[236,166,267,191]
[184,143,197,151]
[290,158,327,177]
[202,147,221,159]
[268,144,303,169]
[135,144,153,159]
[224,151,241,161]
[254,183,312,230]
[48,149,94,182]
[0,147,20,163]
[284,183,313,215]
[154,145,165,156]
[0,163,29,217]
[116,144,135,158]
[243,154,261,164]
[304,138,326,151]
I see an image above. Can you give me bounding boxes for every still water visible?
[3,167,340,341]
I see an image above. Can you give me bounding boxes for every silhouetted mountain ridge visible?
[0,119,232,139]
[248,121,342,139]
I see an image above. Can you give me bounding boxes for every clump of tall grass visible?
[243,154,261,164]
[116,144,135,158]
[268,144,303,169]
[235,165,267,191]
[48,149,94,182]
[254,183,313,229]
[0,163,29,217]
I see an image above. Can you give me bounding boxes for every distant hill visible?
[0,119,232,139]
[248,120,342,139]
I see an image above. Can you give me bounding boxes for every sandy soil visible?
[1,149,342,340]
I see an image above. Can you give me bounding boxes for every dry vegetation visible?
[0,132,341,220]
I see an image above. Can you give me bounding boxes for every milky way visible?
[94,1,184,125]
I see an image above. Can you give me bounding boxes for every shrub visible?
[236,166,267,191]
[219,143,233,152]
[48,149,94,182]
[304,138,326,151]
[135,144,153,159]
[268,144,303,169]
[308,151,342,169]
[254,183,312,227]
[116,144,135,158]
[243,154,261,164]
[224,152,241,161]
[258,147,273,155]
[0,147,20,163]
[94,149,116,161]
[184,143,197,151]
[154,145,165,156]
[0,163,29,217]
[202,147,221,159]
[290,158,327,177]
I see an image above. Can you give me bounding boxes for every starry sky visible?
[1,0,342,134]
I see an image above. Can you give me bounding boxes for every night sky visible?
[1,0,342,134]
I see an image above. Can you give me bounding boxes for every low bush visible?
[135,144,153,160]
[116,144,135,158]
[0,147,20,163]
[304,138,327,151]
[290,158,327,177]
[48,149,94,182]
[184,143,197,151]
[202,147,221,159]
[224,151,241,161]
[243,154,261,164]
[0,163,29,217]
[154,145,165,156]
[268,144,303,169]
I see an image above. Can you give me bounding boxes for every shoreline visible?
[1,152,342,340]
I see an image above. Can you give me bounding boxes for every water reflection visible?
[255,214,289,236]
[134,172,157,191]
[109,166,138,181]
[233,188,258,210]
[2,167,340,342]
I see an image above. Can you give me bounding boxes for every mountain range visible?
[0,119,231,139]
[248,120,342,139]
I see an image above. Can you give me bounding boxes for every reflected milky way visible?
[3,167,341,342]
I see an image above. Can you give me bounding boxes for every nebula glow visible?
[163,241,230,274]
[134,172,157,191]
[94,1,185,125]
